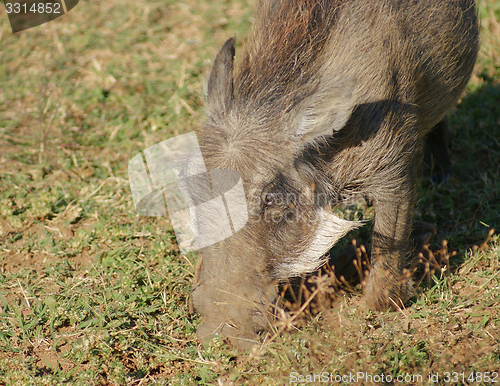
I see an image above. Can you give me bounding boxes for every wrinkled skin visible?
[191,0,479,347]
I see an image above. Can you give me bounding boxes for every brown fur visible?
[192,0,479,347]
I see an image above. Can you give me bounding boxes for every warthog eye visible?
[264,193,275,206]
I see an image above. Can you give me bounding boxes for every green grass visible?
[0,0,499,384]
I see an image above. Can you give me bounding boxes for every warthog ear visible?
[207,37,235,116]
[294,77,357,144]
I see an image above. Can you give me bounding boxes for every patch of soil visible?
[0,249,93,275]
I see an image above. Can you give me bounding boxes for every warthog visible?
[191,0,479,346]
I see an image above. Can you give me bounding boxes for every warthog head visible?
[192,32,363,346]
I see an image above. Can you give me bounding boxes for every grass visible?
[0,0,499,384]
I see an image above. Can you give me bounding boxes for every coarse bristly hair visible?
[202,0,355,181]
[233,0,346,117]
